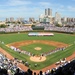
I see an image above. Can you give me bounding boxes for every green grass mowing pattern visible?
[19,43,56,55]
[0,33,75,44]
[22,44,75,69]
[0,43,29,61]
[0,42,75,70]
[0,33,75,70]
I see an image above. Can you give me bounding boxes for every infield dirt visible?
[7,40,68,48]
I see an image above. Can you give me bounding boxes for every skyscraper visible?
[45,8,52,16]
[48,8,52,16]
[10,17,14,22]
[45,9,47,16]
[55,12,61,24]
[63,17,67,22]
[29,17,35,22]
[17,17,24,22]
[6,18,9,22]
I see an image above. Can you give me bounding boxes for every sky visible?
[0,0,75,20]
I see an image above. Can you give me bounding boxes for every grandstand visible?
[0,23,75,75]
[0,24,75,33]
[0,52,75,75]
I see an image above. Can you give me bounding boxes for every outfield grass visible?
[0,32,75,70]
[19,43,56,55]
[0,33,75,44]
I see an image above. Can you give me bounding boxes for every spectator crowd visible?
[0,52,75,75]
[0,24,75,33]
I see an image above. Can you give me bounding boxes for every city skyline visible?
[0,0,75,21]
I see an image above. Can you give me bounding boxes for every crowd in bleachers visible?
[0,52,40,75]
[0,25,32,32]
[1,52,75,75]
[41,59,75,75]
[45,26,75,33]
[36,23,75,33]
[0,24,75,33]
[0,53,24,75]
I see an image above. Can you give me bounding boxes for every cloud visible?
[39,2,52,8]
[0,0,32,6]
[56,5,65,12]
[7,0,32,6]
[0,0,33,13]
[67,6,75,12]
[0,0,75,19]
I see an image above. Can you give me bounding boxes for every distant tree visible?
[17,21,21,24]
[55,22,62,27]
[11,22,16,24]
[0,24,7,28]
[33,22,36,24]
[32,25,35,27]
[6,21,11,24]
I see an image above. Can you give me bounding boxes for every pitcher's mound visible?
[30,56,46,62]
[34,47,42,50]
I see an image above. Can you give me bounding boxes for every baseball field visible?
[0,32,75,70]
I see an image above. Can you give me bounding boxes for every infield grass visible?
[19,43,56,55]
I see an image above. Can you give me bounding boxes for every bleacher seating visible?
[0,52,75,75]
